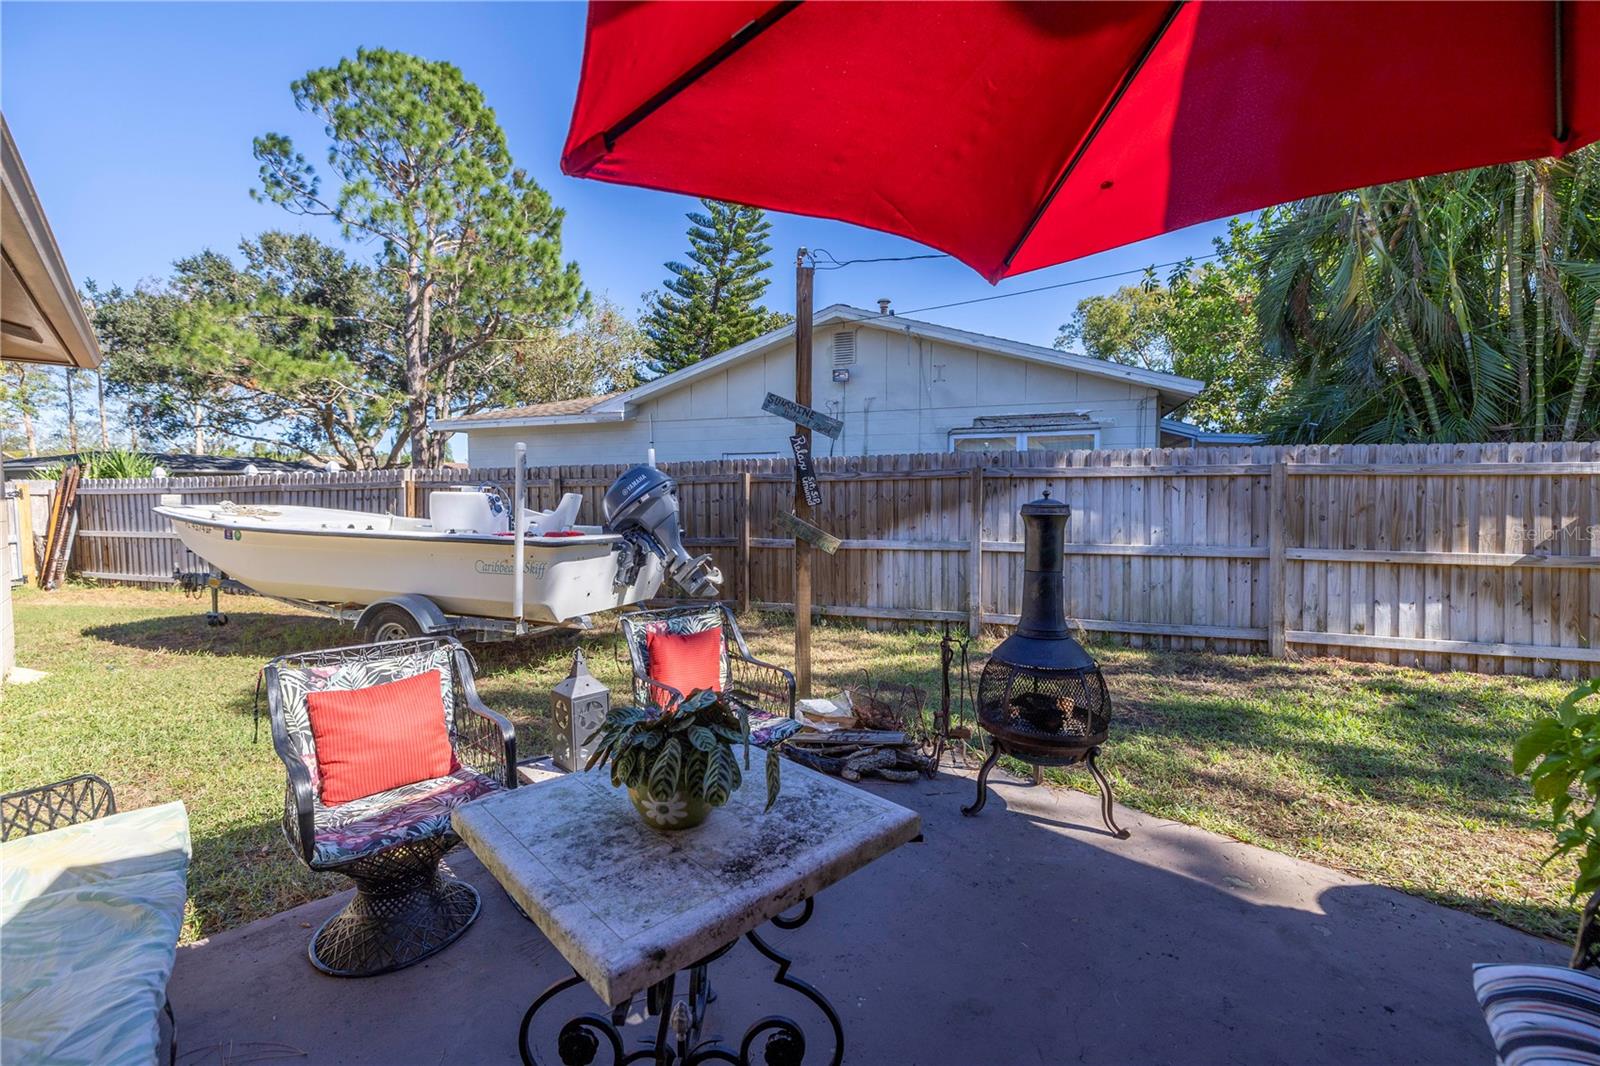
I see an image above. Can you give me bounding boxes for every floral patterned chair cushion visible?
[311,767,498,867]
[747,713,802,747]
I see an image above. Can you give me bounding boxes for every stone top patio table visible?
[452,759,921,1064]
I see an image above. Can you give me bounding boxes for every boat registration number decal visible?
[475,559,548,578]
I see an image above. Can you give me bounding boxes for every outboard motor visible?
[603,465,723,597]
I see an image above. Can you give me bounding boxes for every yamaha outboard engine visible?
[603,465,723,597]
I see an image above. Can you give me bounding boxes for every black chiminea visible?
[962,489,1129,837]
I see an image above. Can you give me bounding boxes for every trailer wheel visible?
[360,605,424,643]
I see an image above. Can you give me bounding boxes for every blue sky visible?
[2,1,1235,351]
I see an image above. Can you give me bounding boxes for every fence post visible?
[402,468,418,517]
[968,466,985,637]
[1268,459,1288,657]
[737,469,752,615]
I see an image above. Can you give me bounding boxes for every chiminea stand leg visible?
[962,741,1002,816]
[1086,749,1130,839]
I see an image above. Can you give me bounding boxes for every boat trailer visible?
[174,569,588,643]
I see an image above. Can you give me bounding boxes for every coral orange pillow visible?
[646,627,723,707]
[306,670,456,805]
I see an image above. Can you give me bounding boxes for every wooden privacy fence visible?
[45,441,1600,678]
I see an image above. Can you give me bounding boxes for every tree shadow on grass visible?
[83,611,351,660]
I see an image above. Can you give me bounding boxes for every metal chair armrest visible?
[455,693,519,789]
[642,676,686,711]
[729,652,798,719]
[1573,889,1600,970]
[263,663,318,866]
[449,644,517,788]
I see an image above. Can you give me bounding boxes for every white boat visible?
[155,465,720,632]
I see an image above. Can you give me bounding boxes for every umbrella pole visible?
[793,249,814,697]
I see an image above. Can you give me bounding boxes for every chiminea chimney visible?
[877,297,892,316]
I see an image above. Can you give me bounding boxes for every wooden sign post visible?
[792,250,815,697]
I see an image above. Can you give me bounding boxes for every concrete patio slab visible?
[169,767,1563,1065]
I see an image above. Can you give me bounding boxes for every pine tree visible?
[642,200,789,376]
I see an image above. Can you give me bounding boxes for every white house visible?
[434,304,1206,467]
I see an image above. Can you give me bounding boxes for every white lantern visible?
[551,649,609,772]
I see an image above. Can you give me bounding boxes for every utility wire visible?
[809,249,952,270]
[822,251,1224,321]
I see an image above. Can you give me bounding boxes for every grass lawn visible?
[1,584,1580,944]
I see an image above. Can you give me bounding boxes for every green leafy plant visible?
[81,450,157,479]
[1514,678,1600,898]
[585,689,781,812]
[38,451,158,481]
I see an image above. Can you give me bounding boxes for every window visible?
[1026,433,1096,452]
[951,434,1020,453]
[949,429,1099,453]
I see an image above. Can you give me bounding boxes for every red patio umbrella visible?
[563,0,1598,282]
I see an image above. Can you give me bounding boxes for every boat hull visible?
[159,508,663,623]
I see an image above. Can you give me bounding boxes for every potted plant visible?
[1514,678,1600,904]
[585,689,782,830]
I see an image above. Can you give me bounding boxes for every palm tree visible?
[1257,146,1599,443]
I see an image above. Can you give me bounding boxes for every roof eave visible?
[1,115,101,369]
[430,409,630,432]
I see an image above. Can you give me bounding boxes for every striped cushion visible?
[1475,964,1600,1065]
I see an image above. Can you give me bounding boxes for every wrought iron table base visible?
[961,741,1131,838]
[518,899,842,1066]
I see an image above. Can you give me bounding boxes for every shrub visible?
[1514,679,1600,899]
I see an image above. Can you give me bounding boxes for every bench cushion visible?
[1,802,189,1066]
[1474,963,1600,1066]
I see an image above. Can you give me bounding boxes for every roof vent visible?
[831,331,856,368]
[877,298,892,316]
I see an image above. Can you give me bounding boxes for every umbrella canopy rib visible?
[999,0,1186,277]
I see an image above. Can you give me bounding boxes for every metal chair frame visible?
[0,773,116,842]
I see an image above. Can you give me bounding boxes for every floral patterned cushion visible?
[748,710,803,747]
[311,767,497,867]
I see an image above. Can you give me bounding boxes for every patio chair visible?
[618,604,801,748]
[0,775,179,1066]
[264,636,517,978]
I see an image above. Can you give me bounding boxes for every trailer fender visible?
[356,594,453,637]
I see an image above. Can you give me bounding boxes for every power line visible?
[809,249,951,270]
[828,252,1224,319]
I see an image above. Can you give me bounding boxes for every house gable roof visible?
[431,304,1204,432]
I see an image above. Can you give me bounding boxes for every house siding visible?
[459,322,1164,468]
